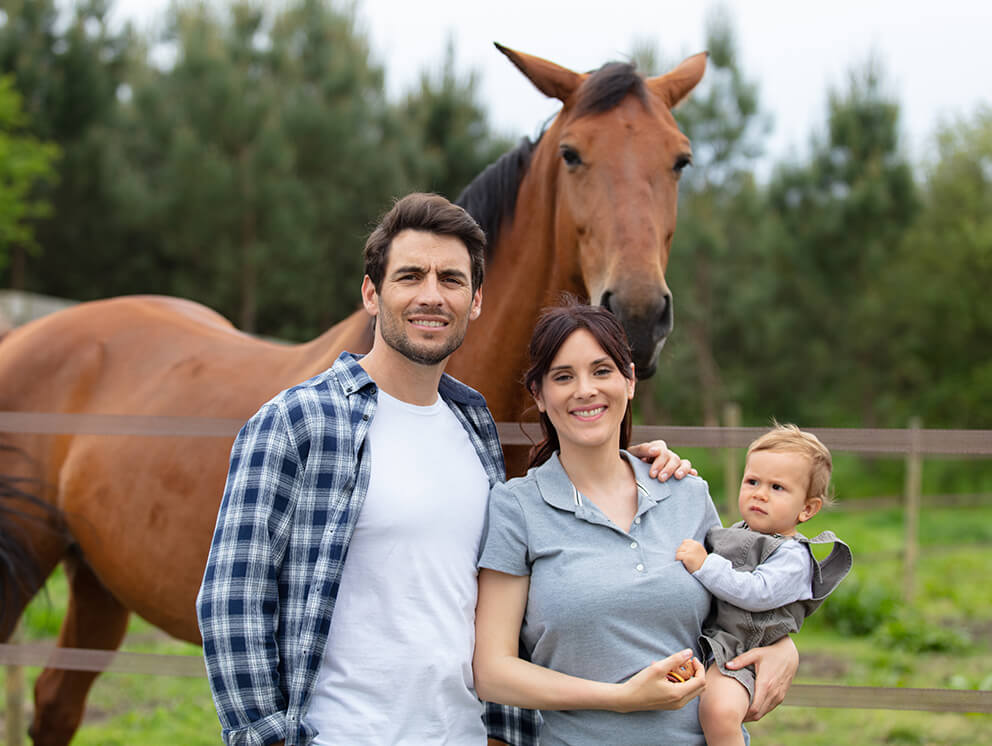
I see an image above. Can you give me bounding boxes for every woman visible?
[474,301,797,745]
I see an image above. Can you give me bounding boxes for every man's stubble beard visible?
[377,305,469,367]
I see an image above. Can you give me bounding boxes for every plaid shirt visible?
[197,352,540,746]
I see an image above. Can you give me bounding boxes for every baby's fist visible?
[676,539,707,573]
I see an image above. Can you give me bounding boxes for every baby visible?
[676,423,853,746]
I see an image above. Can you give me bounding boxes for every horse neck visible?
[446,141,585,423]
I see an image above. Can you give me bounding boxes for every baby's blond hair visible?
[747,423,833,506]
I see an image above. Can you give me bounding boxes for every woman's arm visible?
[725,635,798,721]
[474,569,705,712]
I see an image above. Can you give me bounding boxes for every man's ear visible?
[361,276,379,316]
[470,287,482,321]
[798,497,823,523]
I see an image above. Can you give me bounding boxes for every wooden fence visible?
[2,413,992,743]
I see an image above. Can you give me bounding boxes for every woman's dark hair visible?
[524,297,635,468]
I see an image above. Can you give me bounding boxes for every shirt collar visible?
[334,351,487,407]
[534,450,672,516]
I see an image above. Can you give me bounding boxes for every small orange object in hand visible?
[666,662,692,683]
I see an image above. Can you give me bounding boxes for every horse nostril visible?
[656,293,673,335]
[599,291,614,314]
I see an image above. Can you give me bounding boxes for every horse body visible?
[0,45,704,744]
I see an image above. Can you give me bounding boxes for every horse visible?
[0,44,705,744]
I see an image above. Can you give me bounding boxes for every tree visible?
[875,106,992,427]
[762,58,918,425]
[399,39,511,202]
[0,0,137,294]
[0,74,59,275]
[110,0,416,338]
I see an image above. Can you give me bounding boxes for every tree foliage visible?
[0,74,59,270]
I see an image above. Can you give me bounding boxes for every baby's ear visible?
[798,497,823,523]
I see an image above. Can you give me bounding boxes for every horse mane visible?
[456,136,538,254]
[574,61,647,118]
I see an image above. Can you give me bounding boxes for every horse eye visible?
[673,154,692,175]
[560,146,583,169]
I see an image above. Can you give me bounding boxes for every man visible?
[197,193,695,745]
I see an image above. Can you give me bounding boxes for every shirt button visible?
[634,517,641,524]
[636,563,645,572]
[362,414,369,421]
[630,541,638,549]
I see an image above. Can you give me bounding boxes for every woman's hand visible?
[627,440,698,481]
[675,539,707,573]
[726,635,798,721]
[614,650,705,713]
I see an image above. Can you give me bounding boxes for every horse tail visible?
[0,441,65,640]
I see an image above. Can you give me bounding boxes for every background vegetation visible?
[1,0,989,431]
[1,0,990,743]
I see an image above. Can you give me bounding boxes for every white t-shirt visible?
[307,389,490,745]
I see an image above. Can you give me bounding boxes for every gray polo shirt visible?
[479,451,725,746]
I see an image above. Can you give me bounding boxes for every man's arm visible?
[196,405,300,744]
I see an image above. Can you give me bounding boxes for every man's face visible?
[362,229,482,367]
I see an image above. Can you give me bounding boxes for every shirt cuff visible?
[693,551,733,587]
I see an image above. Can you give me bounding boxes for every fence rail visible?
[1,413,990,456]
[2,644,989,714]
[3,411,991,734]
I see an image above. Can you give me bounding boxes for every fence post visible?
[5,621,24,746]
[722,402,742,518]
[903,416,923,603]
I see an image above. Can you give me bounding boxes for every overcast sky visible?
[109,0,991,166]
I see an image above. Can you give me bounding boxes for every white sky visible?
[109,0,992,167]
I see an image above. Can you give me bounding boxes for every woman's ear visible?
[530,384,546,413]
[628,363,636,399]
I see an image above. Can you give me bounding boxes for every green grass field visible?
[3,497,991,744]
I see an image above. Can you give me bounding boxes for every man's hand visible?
[627,440,698,481]
[726,636,798,721]
[675,539,707,573]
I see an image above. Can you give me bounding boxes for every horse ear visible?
[647,51,708,109]
[495,42,585,103]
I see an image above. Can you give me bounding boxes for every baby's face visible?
[738,450,819,535]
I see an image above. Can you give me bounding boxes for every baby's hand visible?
[676,539,707,573]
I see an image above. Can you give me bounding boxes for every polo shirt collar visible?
[534,450,674,518]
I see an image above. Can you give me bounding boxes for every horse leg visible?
[29,554,130,746]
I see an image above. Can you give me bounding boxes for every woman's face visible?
[533,328,634,452]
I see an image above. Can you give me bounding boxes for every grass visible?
[3,495,991,743]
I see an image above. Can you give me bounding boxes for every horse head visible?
[497,44,706,379]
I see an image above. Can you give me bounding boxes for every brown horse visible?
[0,44,705,744]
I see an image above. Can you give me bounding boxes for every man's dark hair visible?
[364,193,487,293]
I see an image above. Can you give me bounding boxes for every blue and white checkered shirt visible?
[197,352,540,746]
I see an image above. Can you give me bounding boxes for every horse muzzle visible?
[600,290,673,380]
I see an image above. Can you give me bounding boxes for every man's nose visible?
[416,274,444,305]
